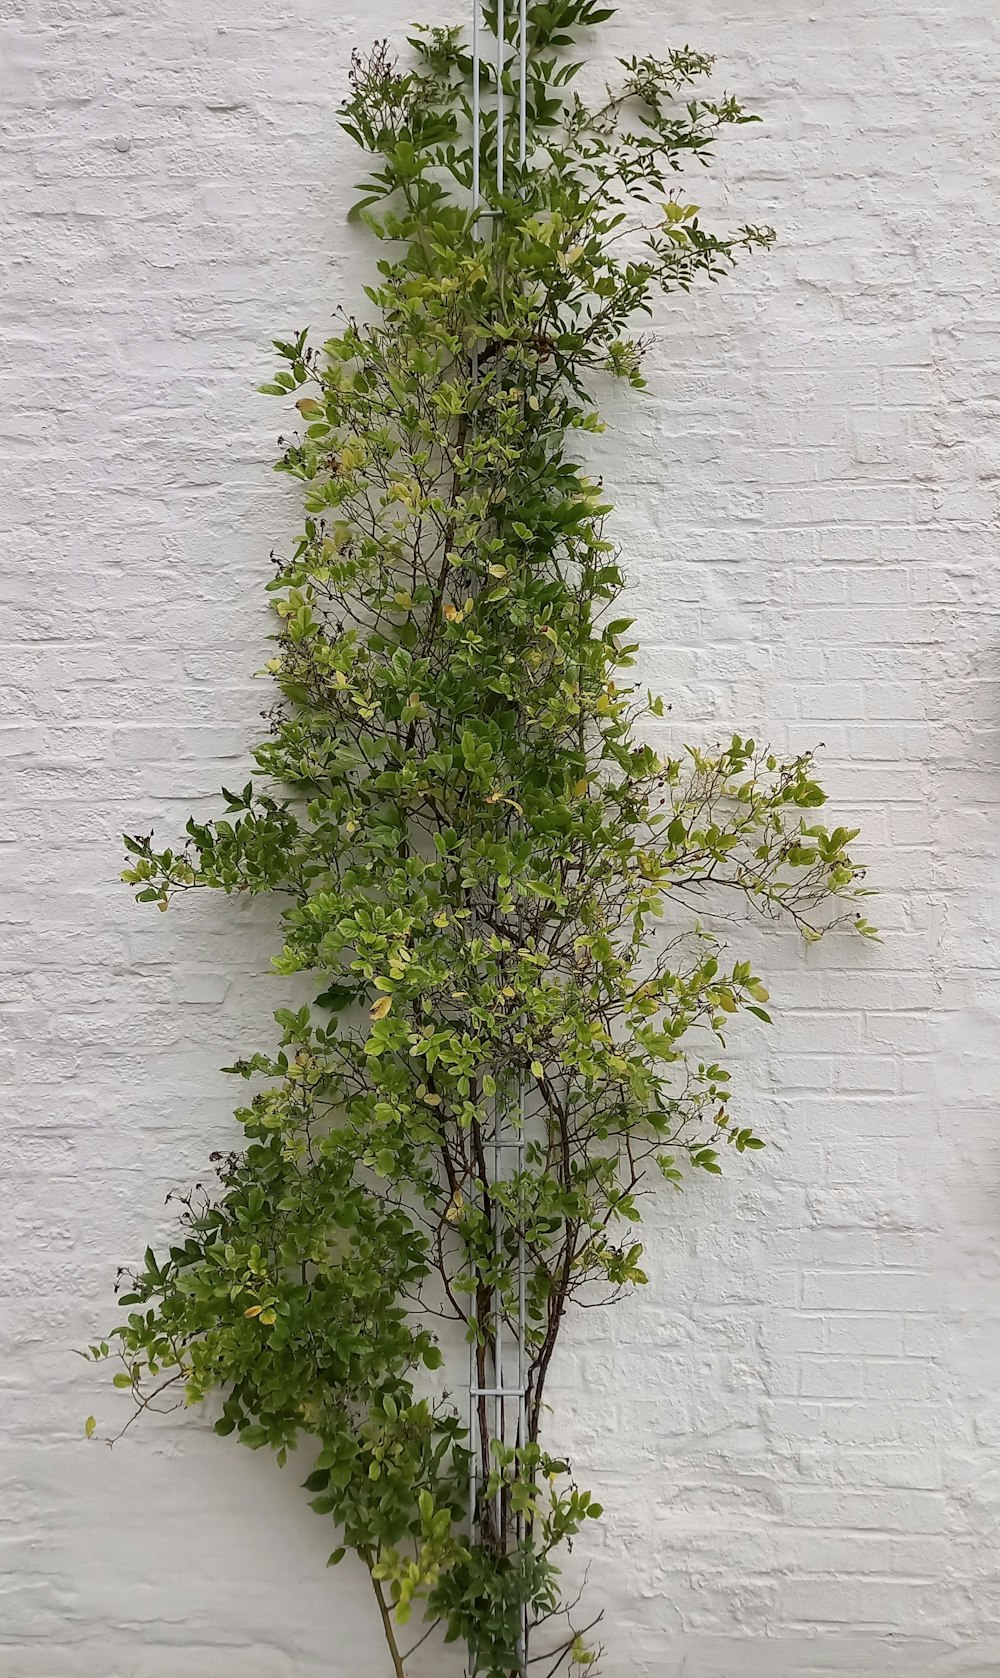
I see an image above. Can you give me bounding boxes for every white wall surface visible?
[3,0,1000,1674]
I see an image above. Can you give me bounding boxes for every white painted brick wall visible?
[2,0,999,1673]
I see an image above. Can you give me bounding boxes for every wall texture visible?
[3,0,1000,1674]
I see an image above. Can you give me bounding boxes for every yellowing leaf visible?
[340,438,367,470]
[444,1191,465,1224]
[487,563,507,578]
[573,778,589,798]
[370,995,393,1021]
[85,1415,96,1439]
[244,1305,263,1318]
[295,397,323,417]
[443,602,460,622]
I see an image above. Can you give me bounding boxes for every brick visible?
[802,1271,936,1313]
[780,1576,932,1626]
[827,1315,906,1357]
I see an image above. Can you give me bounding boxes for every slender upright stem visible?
[365,1556,407,1678]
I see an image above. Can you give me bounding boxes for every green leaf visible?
[314,983,358,1011]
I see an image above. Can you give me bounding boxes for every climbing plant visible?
[90,4,873,1674]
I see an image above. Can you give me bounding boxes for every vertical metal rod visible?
[472,1,481,212]
[512,28,528,1662]
[496,0,505,194]
[468,0,480,1535]
[493,1113,503,1537]
[518,0,527,167]
[515,1075,527,1671]
[469,0,482,1577]
[468,1311,478,1559]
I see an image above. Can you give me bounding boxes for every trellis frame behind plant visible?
[467,3,530,1669]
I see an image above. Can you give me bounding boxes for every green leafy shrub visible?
[91,5,872,1673]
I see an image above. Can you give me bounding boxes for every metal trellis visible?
[467,4,530,1673]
